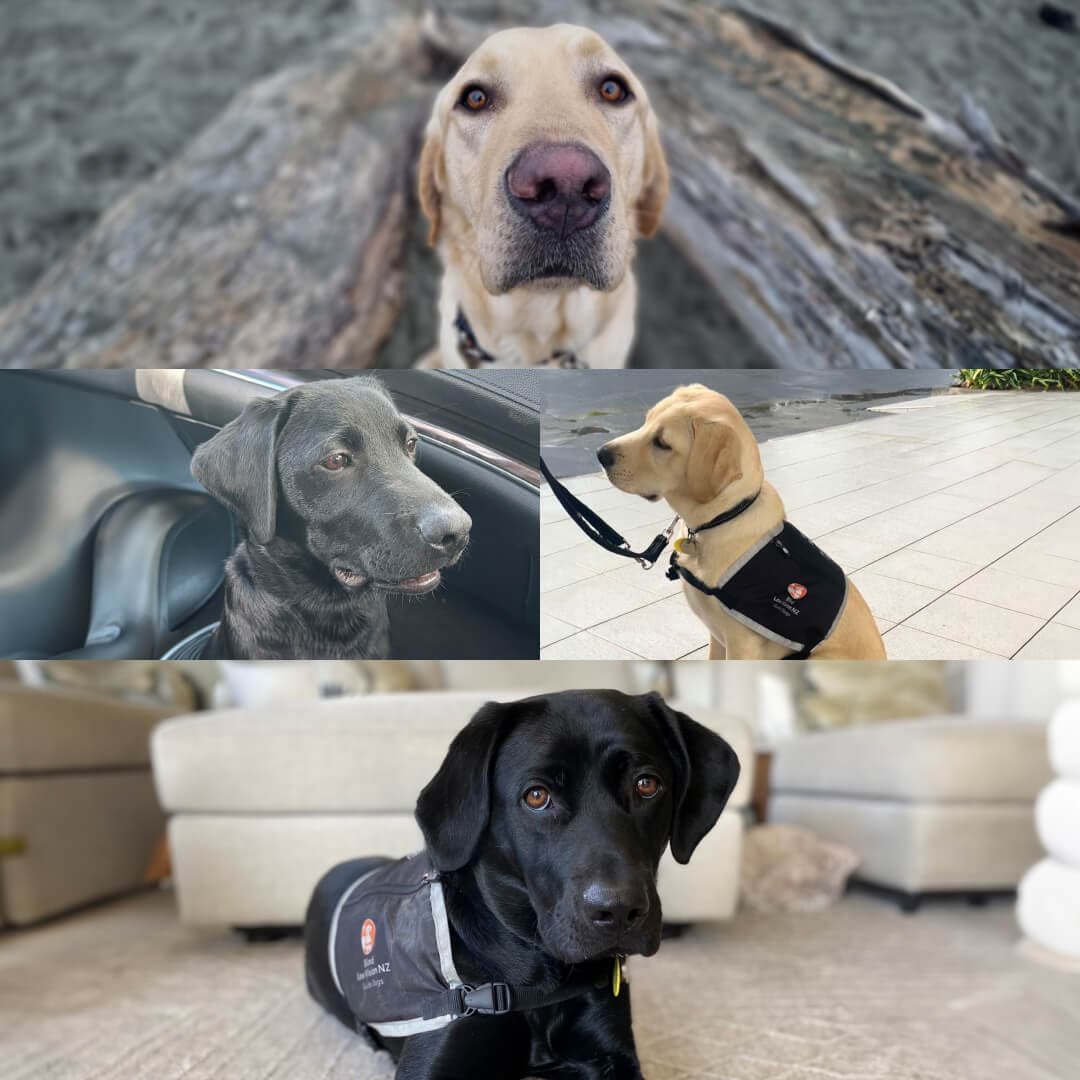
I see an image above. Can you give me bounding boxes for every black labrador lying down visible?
[304,690,740,1080]
[191,377,471,659]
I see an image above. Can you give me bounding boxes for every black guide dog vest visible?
[329,853,465,1038]
[328,853,611,1038]
[668,521,848,659]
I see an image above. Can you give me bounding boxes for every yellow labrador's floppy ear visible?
[644,693,741,865]
[416,700,525,872]
[635,105,670,238]
[417,124,444,247]
[190,395,291,546]
[686,419,743,504]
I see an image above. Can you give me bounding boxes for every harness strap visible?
[455,308,585,369]
[665,555,823,659]
[540,457,676,568]
[423,968,609,1021]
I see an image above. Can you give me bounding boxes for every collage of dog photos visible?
[2,4,1080,1080]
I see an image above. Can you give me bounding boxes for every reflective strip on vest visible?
[683,521,848,655]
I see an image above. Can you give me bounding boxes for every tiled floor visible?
[540,391,1080,660]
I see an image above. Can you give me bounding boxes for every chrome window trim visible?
[214,369,540,489]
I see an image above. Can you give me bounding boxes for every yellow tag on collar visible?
[673,537,687,556]
[612,956,623,997]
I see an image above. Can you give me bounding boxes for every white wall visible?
[962,661,1072,723]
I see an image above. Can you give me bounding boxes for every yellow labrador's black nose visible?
[597,445,615,469]
[506,141,611,235]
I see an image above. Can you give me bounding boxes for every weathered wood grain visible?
[1,4,1077,368]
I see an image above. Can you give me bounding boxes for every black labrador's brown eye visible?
[598,76,631,104]
[321,452,350,471]
[635,775,661,800]
[524,786,551,811]
[460,85,491,111]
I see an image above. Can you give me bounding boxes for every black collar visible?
[685,490,762,539]
[454,307,584,369]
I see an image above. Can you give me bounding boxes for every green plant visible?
[954,370,1080,391]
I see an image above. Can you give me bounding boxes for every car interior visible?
[0,369,540,660]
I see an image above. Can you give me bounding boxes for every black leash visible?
[540,457,677,568]
[542,454,761,571]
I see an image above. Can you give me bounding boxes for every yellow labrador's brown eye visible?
[599,76,630,104]
[321,452,350,471]
[652,435,670,451]
[524,786,551,810]
[461,85,491,111]
[405,436,418,454]
[635,775,661,799]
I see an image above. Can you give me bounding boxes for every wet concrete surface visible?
[540,370,957,476]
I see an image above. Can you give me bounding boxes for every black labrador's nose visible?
[582,881,649,935]
[597,445,615,469]
[416,503,471,556]
[506,142,611,235]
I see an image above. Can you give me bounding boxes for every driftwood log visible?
[1,2,1078,369]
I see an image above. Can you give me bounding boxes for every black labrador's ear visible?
[644,692,741,865]
[191,396,290,545]
[416,701,512,873]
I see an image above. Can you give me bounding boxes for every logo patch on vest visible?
[787,583,807,600]
[361,918,377,957]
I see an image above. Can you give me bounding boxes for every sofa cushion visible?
[770,793,1042,892]
[772,718,1051,803]
[0,681,173,772]
[152,691,753,814]
[167,811,744,927]
[0,773,163,924]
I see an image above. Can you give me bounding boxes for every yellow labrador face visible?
[419,24,668,295]
[598,386,758,506]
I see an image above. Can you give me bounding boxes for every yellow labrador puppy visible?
[418,24,669,368]
[598,386,886,660]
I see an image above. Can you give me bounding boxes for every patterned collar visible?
[454,308,584,368]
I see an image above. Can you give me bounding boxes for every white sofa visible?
[769,717,1051,910]
[151,672,752,929]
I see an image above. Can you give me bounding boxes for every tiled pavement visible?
[540,391,1080,660]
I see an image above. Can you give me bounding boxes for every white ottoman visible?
[768,717,1051,910]
[1017,703,1080,958]
[151,690,752,929]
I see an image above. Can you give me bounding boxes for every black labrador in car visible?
[191,377,471,658]
[304,689,740,1079]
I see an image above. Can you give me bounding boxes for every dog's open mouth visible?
[332,566,442,595]
[374,570,442,595]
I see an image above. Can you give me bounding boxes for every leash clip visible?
[636,516,680,569]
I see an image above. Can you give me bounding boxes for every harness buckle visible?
[464,982,513,1015]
